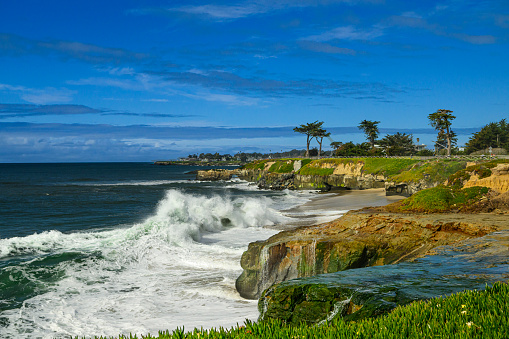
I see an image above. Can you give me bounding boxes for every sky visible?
[0,0,508,162]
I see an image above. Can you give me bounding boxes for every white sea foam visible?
[0,189,287,338]
[80,179,192,186]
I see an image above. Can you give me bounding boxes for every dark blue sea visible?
[0,163,318,338]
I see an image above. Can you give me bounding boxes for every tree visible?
[358,120,380,149]
[428,109,456,156]
[334,142,371,157]
[465,119,509,154]
[378,132,415,156]
[294,121,323,157]
[330,141,342,152]
[313,125,331,158]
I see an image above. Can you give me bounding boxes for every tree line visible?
[295,109,507,157]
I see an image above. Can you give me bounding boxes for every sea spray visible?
[0,188,289,338]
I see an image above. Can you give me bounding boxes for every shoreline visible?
[273,188,405,230]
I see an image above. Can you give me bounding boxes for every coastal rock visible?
[257,173,295,190]
[294,174,385,191]
[196,169,233,181]
[259,229,509,324]
[235,211,499,299]
[384,179,440,197]
[463,168,509,193]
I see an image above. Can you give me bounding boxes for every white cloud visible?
[306,26,384,42]
[0,83,75,104]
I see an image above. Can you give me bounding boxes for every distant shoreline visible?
[153,160,242,166]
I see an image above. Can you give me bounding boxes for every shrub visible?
[388,186,490,213]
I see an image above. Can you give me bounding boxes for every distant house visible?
[414,143,427,152]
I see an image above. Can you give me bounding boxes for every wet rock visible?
[236,211,499,300]
[259,229,509,324]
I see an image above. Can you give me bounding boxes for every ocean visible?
[0,163,330,338]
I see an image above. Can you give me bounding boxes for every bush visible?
[388,186,490,213]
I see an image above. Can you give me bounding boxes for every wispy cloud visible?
[0,103,194,120]
[0,84,75,104]
[297,40,357,55]
[304,25,384,42]
[386,11,498,45]
[135,0,383,20]
[0,103,103,119]
[148,68,405,101]
[0,33,147,65]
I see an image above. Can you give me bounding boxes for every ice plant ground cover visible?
[78,281,509,339]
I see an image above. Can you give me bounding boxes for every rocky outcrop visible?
[235,211,500,300]
[196,169,233,181]
[463,163,509,193]
[259,228,509,324]
[294,173,385,190]
[384,178,441,197]
[257,173,296,190]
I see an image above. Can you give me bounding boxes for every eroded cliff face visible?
[463,163,509,193]
[235,211,498,300]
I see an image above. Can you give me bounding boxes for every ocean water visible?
[0,163,324,338]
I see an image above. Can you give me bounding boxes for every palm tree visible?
[358,120,380,149]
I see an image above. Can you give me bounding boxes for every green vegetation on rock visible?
[390,159,467,184]
[388,186,490,213]
[77,281,509,339]
[241,160,267,171]
[268,159,295,173]
[448,159,509,189]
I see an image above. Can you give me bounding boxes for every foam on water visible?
[0,189,287,338]
[85,179,192,186]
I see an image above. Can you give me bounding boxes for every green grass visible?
[268,159,296,173]
[76,281,509,339]
[241,160,268,171]
[389,186,490,213]
[361,158,419,177]
[390,160,467,184]
[297,158,420,177]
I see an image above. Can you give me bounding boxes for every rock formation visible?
[463,163,509,193]
[235,211,500,300]
[196,169,233,181]
[258,228,509,324]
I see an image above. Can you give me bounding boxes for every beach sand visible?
[276,188,405,230]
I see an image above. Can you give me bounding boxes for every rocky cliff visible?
[463,163,509,193]
[235,211,500,300]
[195,158,470,195]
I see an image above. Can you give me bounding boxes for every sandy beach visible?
[276,188,405,230]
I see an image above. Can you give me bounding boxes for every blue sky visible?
[0,0,508,162]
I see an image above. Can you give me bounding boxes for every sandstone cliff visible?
[463,163,509,193]
[195,158,472,195]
